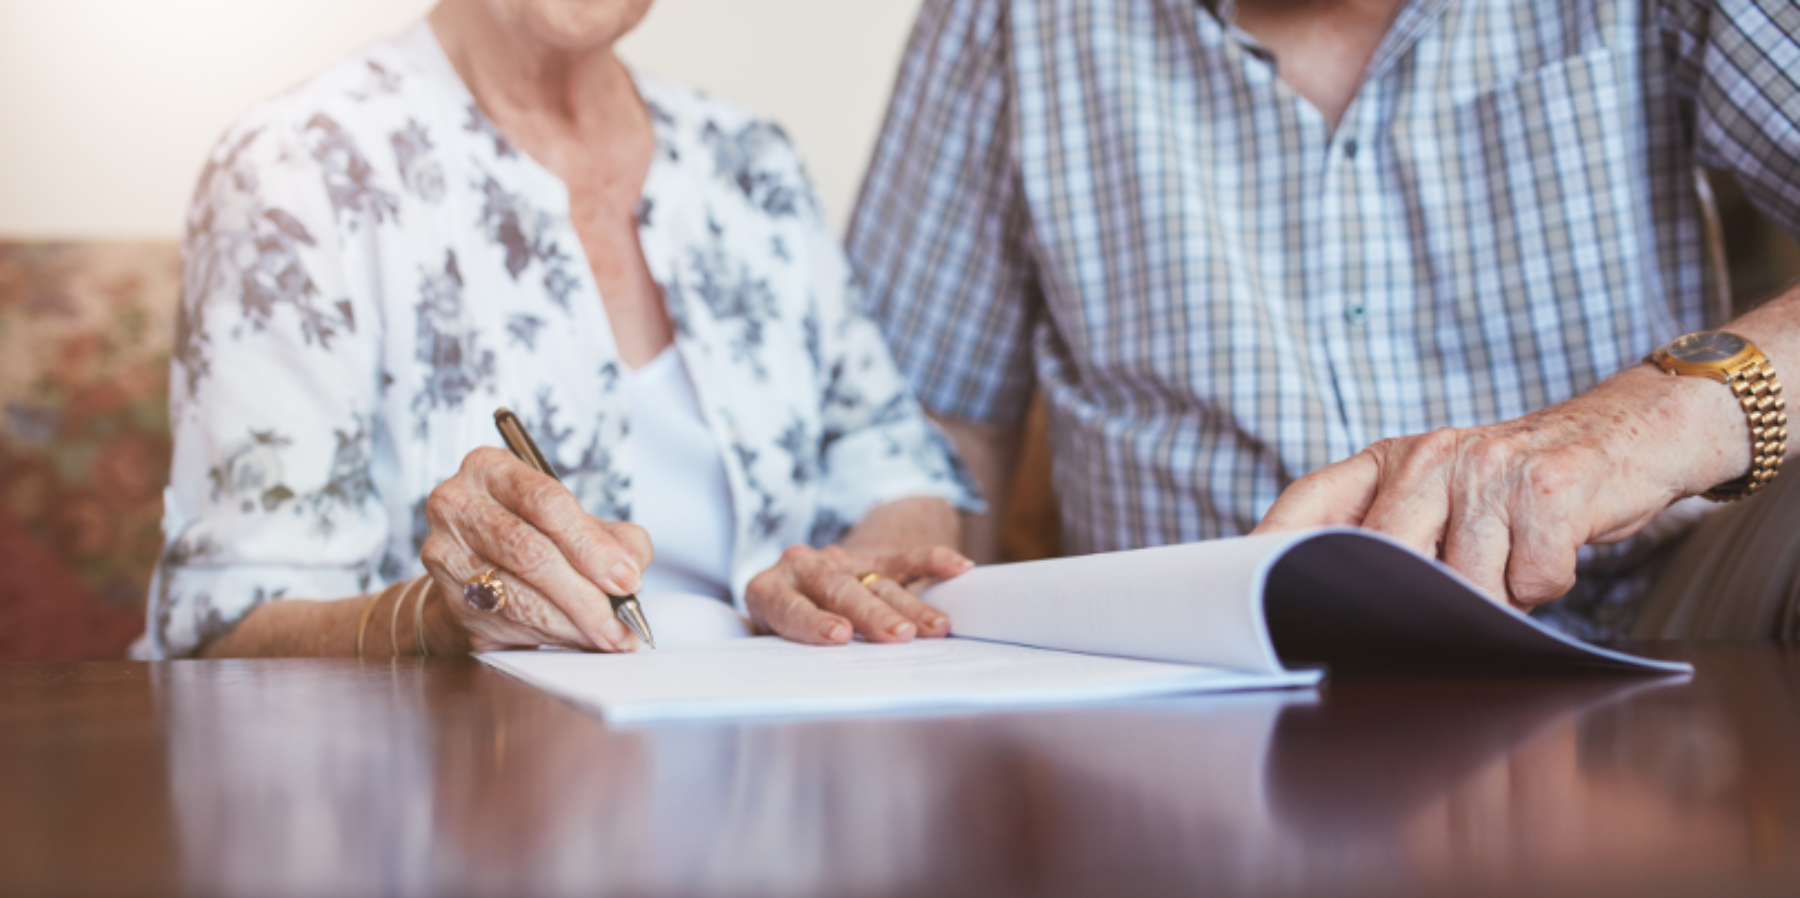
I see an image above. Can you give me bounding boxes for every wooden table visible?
[3,644,1797,897]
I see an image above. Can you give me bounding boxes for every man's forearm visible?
[929,413,1024,563]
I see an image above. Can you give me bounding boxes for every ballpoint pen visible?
[493,407,657,650]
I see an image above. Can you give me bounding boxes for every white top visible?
[627,348,734,601]
[142,21,975,658]
[627,348,755,644]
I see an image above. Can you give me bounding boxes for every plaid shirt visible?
[848,0,1800,627]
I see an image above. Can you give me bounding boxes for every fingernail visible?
[609,561,640,594]
[820,620,848,641]
[601,617,630,647]
[928,615,948,631]
[956,555,976,569]
[889,620,915,639]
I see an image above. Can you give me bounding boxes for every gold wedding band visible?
[463,566,509,613]
[857,571,885,588]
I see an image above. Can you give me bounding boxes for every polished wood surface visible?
[4,645,1798,897]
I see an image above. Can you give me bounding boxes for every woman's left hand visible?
[745,544,974,645]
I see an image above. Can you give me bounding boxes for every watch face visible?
[1668,332,1748,364]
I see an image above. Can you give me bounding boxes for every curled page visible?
[923,527,1689,675]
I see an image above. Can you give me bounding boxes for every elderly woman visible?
[143,0,978,658]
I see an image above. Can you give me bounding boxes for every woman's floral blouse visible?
[144,24,977,658]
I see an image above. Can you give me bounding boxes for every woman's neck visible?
[428,0,647,175]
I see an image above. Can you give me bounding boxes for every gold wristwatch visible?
[1646,331,1786,501]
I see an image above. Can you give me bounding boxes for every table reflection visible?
[153,656,1800,896]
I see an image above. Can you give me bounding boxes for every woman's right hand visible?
[420,447,653,653]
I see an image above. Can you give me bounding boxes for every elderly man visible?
[848,0,1800,639]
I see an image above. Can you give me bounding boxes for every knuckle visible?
[879,580,920,609]
[517,477,567,518]
[1356,437,1414,481]
[775,591,821,632]
[419,533,451,570]
[1462,438,1515,484]
[425,480,466,522]
[1521,452,1581,499]
[1405,429,1462,472]
[782,588,818,616]
[611,522,654,564]
[781,544,815,566]
[1417,428,1461,458]
[1357,439,1398,462]
[1368,433,1411,464]
[746,569,773,594]
[799,567,837,604]
[560,526,622,569]
[848,577,886,610]
[749,563,790,595]
[496,524,557,576]
[1510,569,1574,606]
[808,569,849,603]
[463,445,511,475]
[1507,542,1578,605]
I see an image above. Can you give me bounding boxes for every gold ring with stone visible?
[857,571,885,588]
[463,566,509,613]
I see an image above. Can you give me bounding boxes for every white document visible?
[480,527,1686,724]
[481,637,1320,724]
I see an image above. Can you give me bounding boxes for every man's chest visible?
[1231,0,1409,129]
[1006,1,1657,284]
[1003,0,1690,416]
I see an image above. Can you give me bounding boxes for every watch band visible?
[1709,352,1787,501]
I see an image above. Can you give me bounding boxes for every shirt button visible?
[1343,138,1359,160]
[1346,303,1368,324]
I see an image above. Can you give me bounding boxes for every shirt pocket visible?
[1403,43,1652,414]
[1457,43,1630,155]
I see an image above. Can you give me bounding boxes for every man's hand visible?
[1253,365,1750,610]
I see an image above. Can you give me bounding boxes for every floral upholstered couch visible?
[0,242,178,660]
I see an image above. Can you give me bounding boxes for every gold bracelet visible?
[411,577,433,658]
[354,590,383,659]
[388,577,410,658]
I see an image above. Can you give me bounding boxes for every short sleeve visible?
[1662,0,1800,236]
[845,0,1041,426]
[147,118,390,658]
[807,205,985,546]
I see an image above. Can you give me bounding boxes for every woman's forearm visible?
[838,496,961,554]
[196,580,468,659]
[196,594,375,658]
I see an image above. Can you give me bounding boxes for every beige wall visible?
[0,0,922,239]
